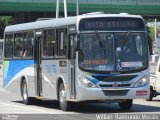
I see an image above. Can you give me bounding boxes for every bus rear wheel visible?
[58,83,71,111]
[21,80,34,105]
[119,99,133,110]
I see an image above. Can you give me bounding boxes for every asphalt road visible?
[0,86,160,120]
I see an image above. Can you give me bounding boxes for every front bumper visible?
[76,83,150,101]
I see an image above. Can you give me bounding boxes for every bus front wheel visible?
[119,99,133,110]
[58,83,71,111]
[146,87,154,101]
[21,80,34,105]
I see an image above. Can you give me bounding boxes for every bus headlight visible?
[133,77,148,88]
[78,75,97,88]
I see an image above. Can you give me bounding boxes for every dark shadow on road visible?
[151,100,160,102]
[12,100,160,113]
[13,100,60,109]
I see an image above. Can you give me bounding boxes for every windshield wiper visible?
[120,31,131,48]
[95,31,104,48]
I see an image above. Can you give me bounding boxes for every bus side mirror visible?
[70,34,79,59]
[73,35,79,51]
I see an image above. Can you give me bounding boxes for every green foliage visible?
[145,19,160,23]
[0,16,14,39]
[148,26,160,41]
[145,18,160,41]
[148,26,155,41]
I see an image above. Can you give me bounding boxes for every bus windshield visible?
[78,32,148,72]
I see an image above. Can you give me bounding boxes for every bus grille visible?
[93,75,137,82]
[102,90,128,96]
[99,84,131,88]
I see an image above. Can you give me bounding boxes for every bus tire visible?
[119,99,133,110]
[58,83,71,111]
[146,87,154,101]
[21,80,34,105]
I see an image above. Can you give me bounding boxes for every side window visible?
[5,34,13,58]
[23,32,34,58]
[14,33,23,58]
[43,29,55,57]
[56,28,68,57]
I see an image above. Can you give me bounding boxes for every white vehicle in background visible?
[148,54,160,101]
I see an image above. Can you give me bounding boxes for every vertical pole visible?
[155,19,157,42]
[64,0,67,18]
[56,0,59,18]
[76,0,79,16]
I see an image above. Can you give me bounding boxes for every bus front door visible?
[35,33,42,97]
[70,34,76,99]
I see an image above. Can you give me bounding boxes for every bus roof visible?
[79,13,143,19]
[5,16,77,33]
[5,13,143,33]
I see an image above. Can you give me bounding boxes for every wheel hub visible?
[23,84,27,100]
[60,89,66,104]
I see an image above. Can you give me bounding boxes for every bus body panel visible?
[75,68,150,101]
[76,85,150,101]
[3,60,36,97]
[41,59,70,99]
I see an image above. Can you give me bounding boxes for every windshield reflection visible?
[79,33,114,71]
[79,32,148,72]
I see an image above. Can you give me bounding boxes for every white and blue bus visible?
[3,13,151,111]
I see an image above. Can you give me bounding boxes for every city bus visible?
[3,13,151,111]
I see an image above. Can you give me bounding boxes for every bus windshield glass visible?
[78,32,148,72]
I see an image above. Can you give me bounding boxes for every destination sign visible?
[79,17,145,31]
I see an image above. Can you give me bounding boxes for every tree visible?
[148,25,160,41]
[148,26,155,41]
[0,16,14,39]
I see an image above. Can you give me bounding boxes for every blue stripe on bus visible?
[3,60,35,88]
[86,75,99,84]
[86,74,118,84]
